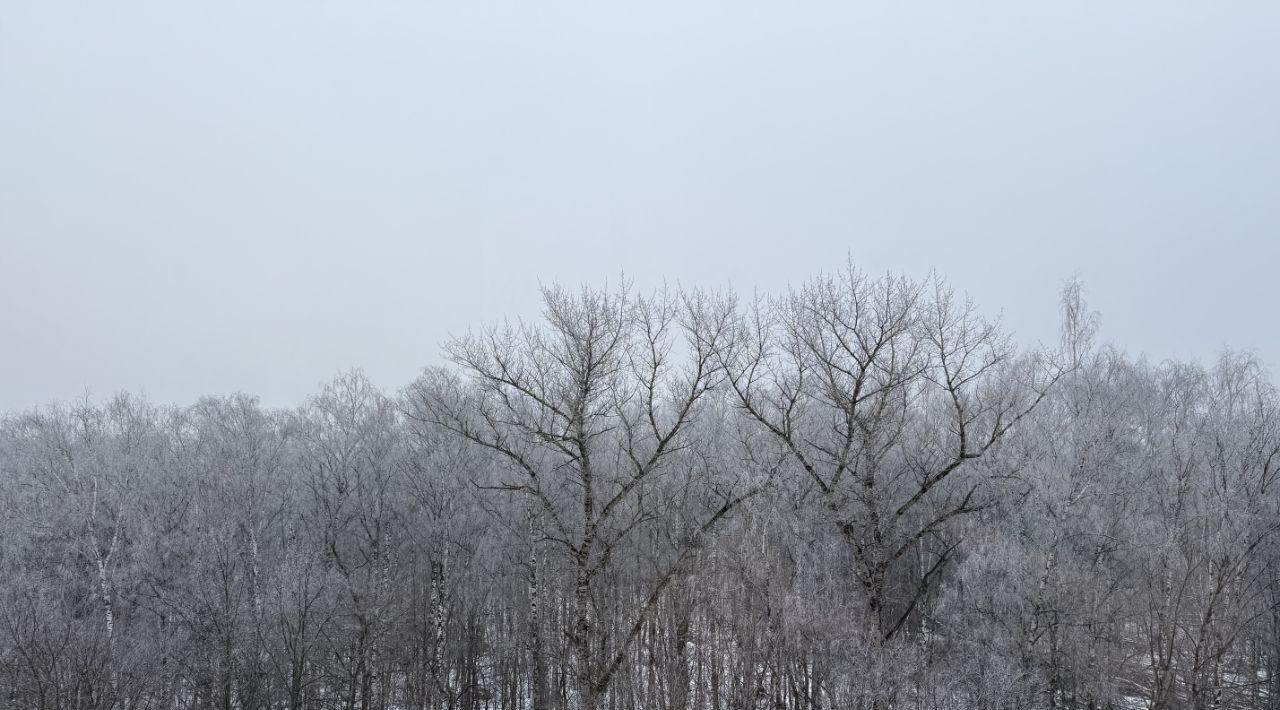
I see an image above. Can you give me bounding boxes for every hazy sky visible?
[3,2,1278,411]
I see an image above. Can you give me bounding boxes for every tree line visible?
[2,266,1278,710]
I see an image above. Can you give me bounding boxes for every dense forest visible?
[2,267,1277,710]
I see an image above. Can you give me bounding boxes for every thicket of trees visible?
[2,266,1278,710]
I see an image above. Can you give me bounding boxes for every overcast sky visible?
[2,2,1278,411]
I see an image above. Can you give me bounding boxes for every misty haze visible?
[3,3,1279,710]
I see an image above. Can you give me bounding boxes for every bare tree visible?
[407,282,762,709]
[715,265,1064,656]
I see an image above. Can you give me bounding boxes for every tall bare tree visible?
[408,282,761,709]
[715,265,1065,651]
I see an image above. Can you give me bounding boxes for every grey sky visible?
[2,2,1278,411]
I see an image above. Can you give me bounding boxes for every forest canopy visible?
[2,266,1277,710]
